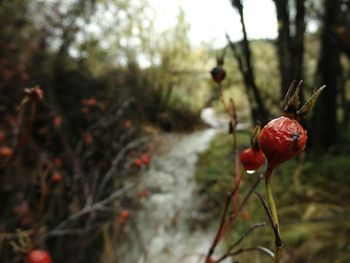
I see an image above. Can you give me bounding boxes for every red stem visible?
[205,168,244,262]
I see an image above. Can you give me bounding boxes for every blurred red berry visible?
[140,153,150,167]
[137,188,150,199]
[239,148,265,171]
[205,257,215,263]
[123,120,133,129]
[259,116,307,167]
[210,66,226,84]
[53,116,63,128]
[82,98,97,107]
[118,217,126,225]
[242,211,249,221]
[119,210,129,219]
[52,171,62,183]
[84,132,93,144]
[0,146,13,158]
[133,159,142,168]
[118,210,130,225]
[27,250,52,263]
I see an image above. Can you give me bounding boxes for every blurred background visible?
[0,0,349,262]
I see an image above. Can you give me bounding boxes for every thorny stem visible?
[264,166,282,263]
[205,174,262,262]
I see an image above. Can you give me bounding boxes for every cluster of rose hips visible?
[136,187,150,199]
[0,113,12,161]
[238,81,324,174]
[133,153,151,169]
[81,97,97,114]
[117,209,130,225]
[209,51,324,263]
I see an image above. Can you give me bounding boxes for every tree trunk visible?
[311,0,341,150]
[229,0,269,125]
[292,0,306,84]
[274,0,292,98]
[273,0,306,100]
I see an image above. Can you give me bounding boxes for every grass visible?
[195,132,350,263]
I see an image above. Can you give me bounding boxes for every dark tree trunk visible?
[229,0,269,125]
[274,0,292,98]
[292,0,306,84]
[311,0,341,150]
[273,0,306,99]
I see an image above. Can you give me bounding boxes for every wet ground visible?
[126,108,237,263]
[134,129,218,263]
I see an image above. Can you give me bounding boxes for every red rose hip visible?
[239,148,265,171]
[27,250,52,263]
[259,116,307,167]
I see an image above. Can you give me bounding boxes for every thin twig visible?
[254,192,282,247]
[229,222,267,250]
[96,136,150,198]
[216,246,274,262]
[39,183,133,243]
[206,192,232,259]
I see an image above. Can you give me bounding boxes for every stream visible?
[126,108,234,263]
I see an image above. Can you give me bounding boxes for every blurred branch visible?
[96,136,150,199]
[41,183,133,243]
[217,246,274,262]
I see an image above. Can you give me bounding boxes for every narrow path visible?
[135,128,218,263]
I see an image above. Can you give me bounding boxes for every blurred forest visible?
[0,0,350,262]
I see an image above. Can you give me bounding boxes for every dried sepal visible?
[250,125,261,150]
[283,80,302,114]
[297,85,326,118]
[282,80,297,108]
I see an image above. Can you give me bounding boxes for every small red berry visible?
[119,210,129,219]
[27,250,52,263]
[259,116,307,167]
[82,98,97,107]
[205,257,215,263]
[123,120,133,129]
[53,116,63,128]
[133,159,142,168]
[140,153,150,167]
[239,148,265,171]
[137,188,150,199]
[118,217,126,225]
[118,210,130,225]
[0,146,13,158]
[210,66,226,84]
[52,171,62,183]
[242,211,249,221]
[84,132,93,144]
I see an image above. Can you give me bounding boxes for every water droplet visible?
[246,170,256,174]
